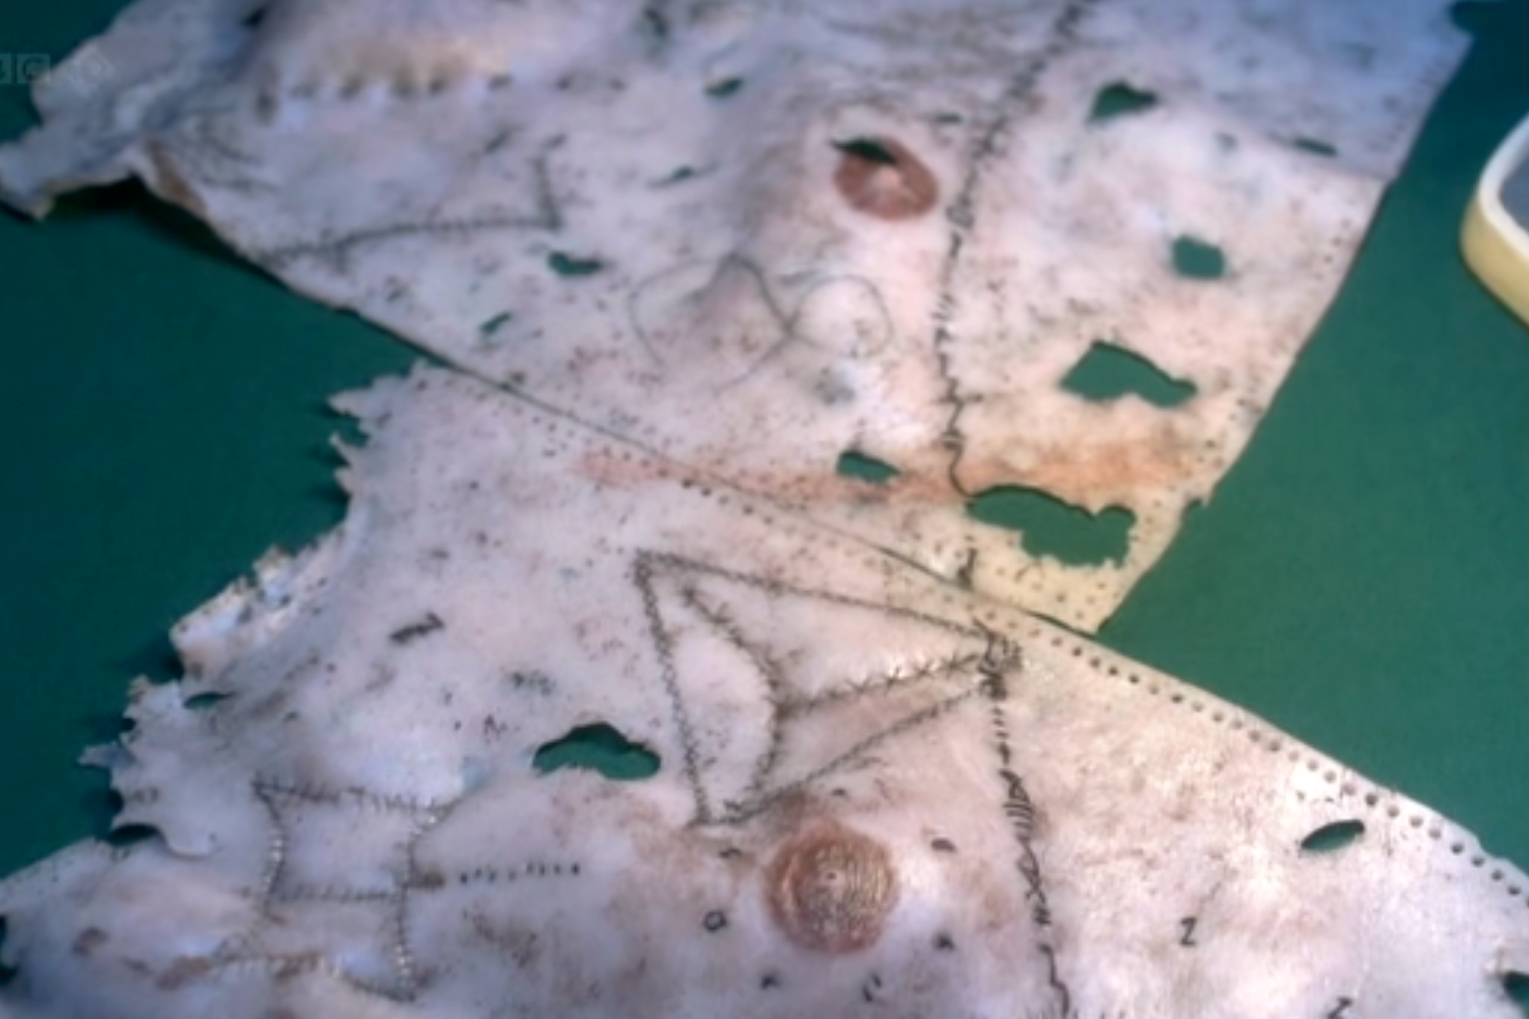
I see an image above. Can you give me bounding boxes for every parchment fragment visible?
[1,368,1525,1019]
[0,0,1480,628]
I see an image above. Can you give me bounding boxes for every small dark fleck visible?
[930,837,957,853]
[479,311,513,338]
[547,251,605,277]
[389,612,445,644]
[642,7,670,40]
[934,932,956,951]
[705,76,744,98]
[703,910,728,932]
[1293,137,1339,157]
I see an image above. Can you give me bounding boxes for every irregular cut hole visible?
[105,823,160,848]
[1171,235,1226,280]
[0,916,14,985]
[547,252,604,277]
[1503,970,1529,1013]
[967,487,1133,566]
[1293,137,1339,158]
[1061,341,1196,408]
[183,691,229,712]
[705,77,744,98]
[478,311,512,338]
[836,450,900,484]
[533,722,659,781]
[1088,81,1158,122]
[655,165,697,186]
[1299,819,1365,854]
[832,136,939,221]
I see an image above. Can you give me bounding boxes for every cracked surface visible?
[0,0,1480,628]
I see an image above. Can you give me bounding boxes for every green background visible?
[0,0,1526,914]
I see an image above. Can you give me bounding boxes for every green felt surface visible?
[0,0,1527,915]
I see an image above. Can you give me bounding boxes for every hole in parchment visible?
[1061,341,1196,408]
[547,252,604,278]
[182,691,229,712]
[967,487,1133,566]
[478,311,513,339]
[1299,819,1365,854]
[241,5,269,30]
[656,165,698,186]
[0,916,15,985]
[1503,970,1529,1012]
[832,137,939,220]
[836,450,900,484]
[105,823,160,849]
[705,77,745,98]
[1088,81,1158,122]
[1171,236,1226,280]
[1293,137,1339,158]
[533,723,659,781]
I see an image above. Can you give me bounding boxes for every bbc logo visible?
[0,53,52,86]
[0,46,114,94]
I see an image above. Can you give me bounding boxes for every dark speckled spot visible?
[833,137,938,220]
[766,822,896,953]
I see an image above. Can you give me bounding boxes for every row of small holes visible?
[1026,623,1529,907]
[499,377,1529,908]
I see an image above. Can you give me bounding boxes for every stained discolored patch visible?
[765,822,897,953]
[832,137,938,221]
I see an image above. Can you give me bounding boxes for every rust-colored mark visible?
[832,137,938,221]
[765,822,897,953]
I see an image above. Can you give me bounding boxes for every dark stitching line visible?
[716,686,980,826]
[634,552,714,823]
[256,154,562,271]
[980,637,1073,1017]
[677,583,791,799]
[927,0,1098,496]
[641,549,979,640]
[782,652,983,715]
[247,779,459,1002]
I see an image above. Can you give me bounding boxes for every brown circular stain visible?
[765,822,897,953]
[832,137,938,220]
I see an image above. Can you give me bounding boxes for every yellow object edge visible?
[1462,111,1529,326]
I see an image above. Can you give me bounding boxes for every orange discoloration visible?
[766,821,897,953]
[833,137,939,221]
[963,429,1200,509]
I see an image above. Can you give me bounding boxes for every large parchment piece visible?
[0,0,1480,629]
[0,368,1526,1019]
